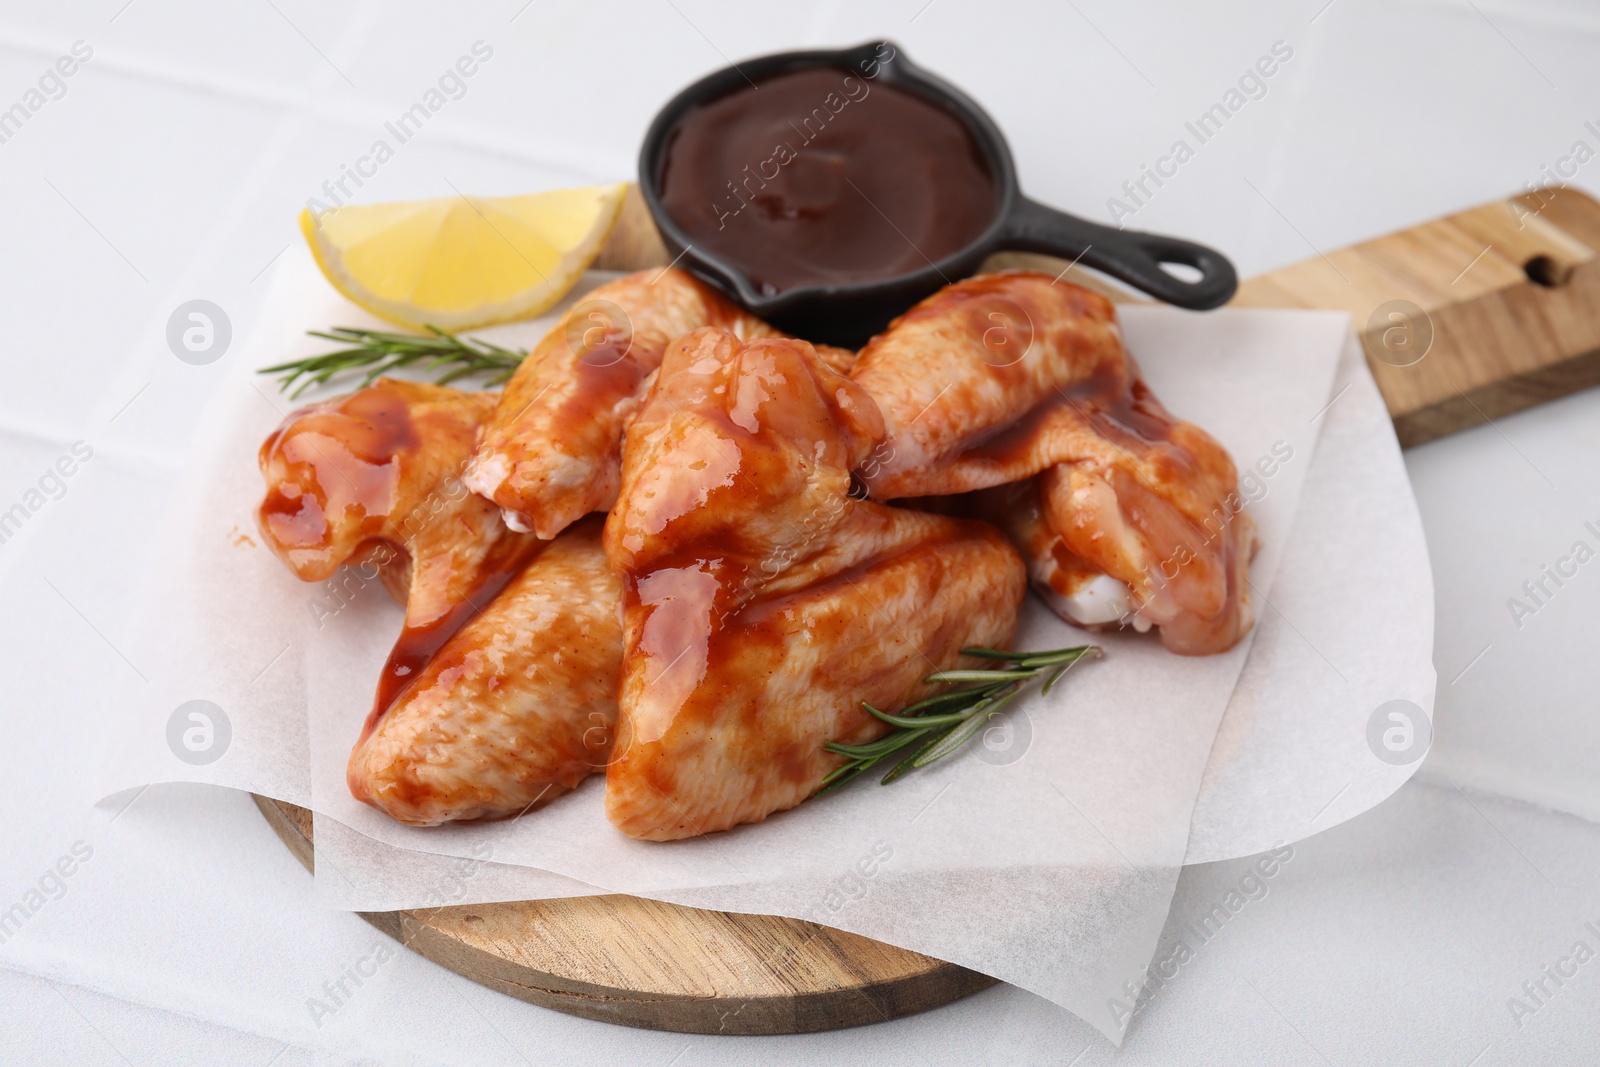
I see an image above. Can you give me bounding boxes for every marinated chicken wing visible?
[257,378,543,714]
[852,272,1255,655]
[347,517,622,825]
[603,327,1026,841]
[972,479,1145,631]
[463,268,785,540]
[850,272,1126,497]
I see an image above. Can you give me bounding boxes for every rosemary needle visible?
[260,325,528,398]
[817,644,1101,795]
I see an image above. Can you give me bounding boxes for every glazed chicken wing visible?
[257,378,543,716]
[851,272,1255,655]
[347,517,622,825]
[851,272,1127,497]
[463,268,785,540]
[603,327,1026,841]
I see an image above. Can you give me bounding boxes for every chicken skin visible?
[603,327,1026,841]
[851,272,1128,498]
[257,378,545,718]
[347,517,623,825]
[851,272,1255,655]
[463,268,785,540]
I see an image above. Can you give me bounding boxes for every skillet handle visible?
[1001,196,1238,310]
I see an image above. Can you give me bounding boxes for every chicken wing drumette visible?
[462,268,781,540]
[463,268,857,540]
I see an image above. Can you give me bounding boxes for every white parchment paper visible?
[1185,331,1437,863]
[101,247,1432,1042]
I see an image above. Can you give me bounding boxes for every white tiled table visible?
[2,2,1598,1063]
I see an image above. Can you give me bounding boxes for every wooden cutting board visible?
[253,796,994,1033]
[1232,186,1600,446]
[254,184,1600,1035]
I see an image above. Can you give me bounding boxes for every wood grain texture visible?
[252,795,995,1034]
[1230,186,1600,447]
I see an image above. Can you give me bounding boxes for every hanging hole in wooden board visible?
[1524,255,1572,288]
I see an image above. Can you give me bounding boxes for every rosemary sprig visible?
[260,326,529,398]
[817,644,1101,795]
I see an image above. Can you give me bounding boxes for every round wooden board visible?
[252,795,994,1034]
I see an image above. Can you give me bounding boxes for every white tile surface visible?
[2,0,1599,1061]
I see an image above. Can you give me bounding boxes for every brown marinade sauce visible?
[657,67,997,294]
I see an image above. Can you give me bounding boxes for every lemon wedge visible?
[299,183,627,331]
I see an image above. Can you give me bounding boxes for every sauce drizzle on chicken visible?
[851,271,1256,655]
[603,327,1025,839]
[257,378,545,729]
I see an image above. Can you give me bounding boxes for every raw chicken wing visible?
[603,327,1026,841]
[464,268,783,539]
[257,378,544,715]
[852,272,1255,655]
[348,517,623,825]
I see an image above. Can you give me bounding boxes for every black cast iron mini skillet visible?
[638,40,1238,347]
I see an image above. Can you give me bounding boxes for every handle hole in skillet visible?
[1159,261,1203,284]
